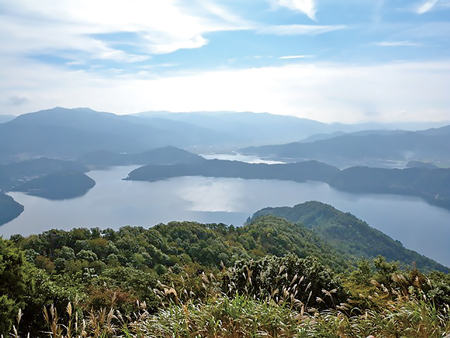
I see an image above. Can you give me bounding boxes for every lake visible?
[2,163,450,267]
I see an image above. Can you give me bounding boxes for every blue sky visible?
[0,0,449,123]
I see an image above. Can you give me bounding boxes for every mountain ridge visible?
[240,126,450,167]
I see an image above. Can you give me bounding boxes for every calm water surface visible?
[2,164,450,267]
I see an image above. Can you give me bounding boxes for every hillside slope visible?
[247,201,448,272]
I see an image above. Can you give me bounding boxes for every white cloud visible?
[259,24,347,35]
[272,0,317,20]
[0,0,248,63]
[1,0,449,125]
[373,41,421,47]
[97,50,151,63]
[279,55,314,59]
[416,0,438,14]
[66,61,86,66]
[140,63,178,69]
[144,35,209,55]
[2,55,450,124]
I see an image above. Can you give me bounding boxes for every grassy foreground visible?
[8,289,450,337]
[7,262,450,338]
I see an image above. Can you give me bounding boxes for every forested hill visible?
[248,201,448,272]
[11,215,382,281]
[11,171,95,200]
[125,159,340,182]
[15,216,352,280]
[329,166,450,210]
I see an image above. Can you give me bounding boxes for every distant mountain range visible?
[0,108,178,160]
[2,107,448,163]
[135,111,450,148]
[241,126,450,167]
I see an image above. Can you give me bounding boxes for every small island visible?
[12,171,96,200]
[0,193,24,226]
[125,159,340,183]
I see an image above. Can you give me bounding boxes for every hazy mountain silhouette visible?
[0,115,15,124]
[241,125,450,165]
[2,107,450,166]
[406,161,438,169]
[78,146,206,166]
[0,107,179,159]
[0,107,237,161]
[136,111,350,146]
[136,111,450,146]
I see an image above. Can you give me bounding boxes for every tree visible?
[76,249,98,263]
[0,237,32,335]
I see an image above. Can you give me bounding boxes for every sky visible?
[0,0,449,123]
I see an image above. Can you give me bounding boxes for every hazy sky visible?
[1,0,449,123]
